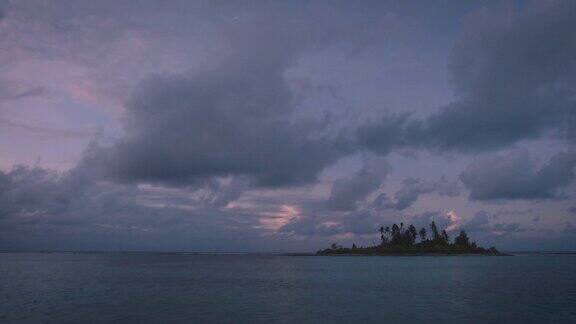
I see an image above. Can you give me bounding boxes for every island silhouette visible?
[318,221,502,255]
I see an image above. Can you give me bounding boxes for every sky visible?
[0,0,575,252]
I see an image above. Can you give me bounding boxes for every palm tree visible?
[419,227,427,242]
[408,225,417,245]
[455,231,470,247]
[391,223,400,245]
[430,221,440,242]
[441,230,449,245]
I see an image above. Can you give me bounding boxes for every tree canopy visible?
[318,221,501,255]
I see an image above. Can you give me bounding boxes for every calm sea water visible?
[1,253,575,323]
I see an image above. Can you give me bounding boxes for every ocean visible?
[1,252,575,323]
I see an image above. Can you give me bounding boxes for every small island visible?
[317,221,503,256]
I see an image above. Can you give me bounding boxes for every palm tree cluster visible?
[378,221,463,248]
[318,221,499,255]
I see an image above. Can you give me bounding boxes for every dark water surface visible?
[1,253,576,323]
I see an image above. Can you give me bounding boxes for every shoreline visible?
[315,252,512,257]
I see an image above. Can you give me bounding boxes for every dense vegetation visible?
[317,221,501,255]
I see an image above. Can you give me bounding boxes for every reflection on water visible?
[1,253,576,323]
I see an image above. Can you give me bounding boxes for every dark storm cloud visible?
[92,70,342,187]
[81,1,399,188]
[355,114,409,155]
[0,165,131,225]
[0,164,162,225]
[460,148,576,201]
[460,210,523,234]
[0,164,273,251]
[326,158,389,211]
[373,177,459,210]
[357,1,576,154]
[462,211,492,232]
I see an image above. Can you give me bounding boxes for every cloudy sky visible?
[1,0,575,252]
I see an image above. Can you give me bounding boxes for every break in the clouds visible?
[0,0,575,252]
